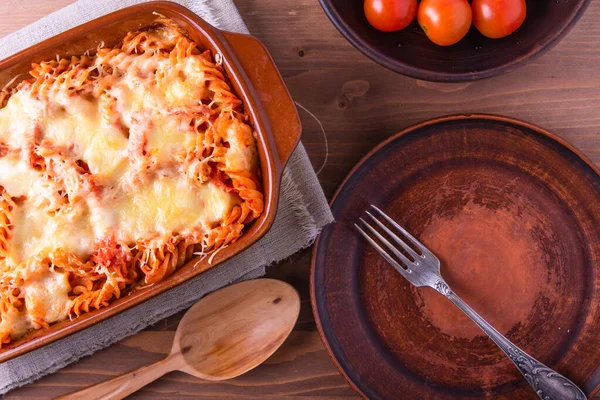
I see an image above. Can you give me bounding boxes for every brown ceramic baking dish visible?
[0,1,300,362]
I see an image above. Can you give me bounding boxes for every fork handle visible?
[434,280,586,400]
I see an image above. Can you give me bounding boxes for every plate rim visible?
[309,113,600,399]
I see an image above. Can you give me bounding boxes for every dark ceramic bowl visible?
[319,0,591,82]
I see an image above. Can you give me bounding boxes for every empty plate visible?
[311,115,600,399]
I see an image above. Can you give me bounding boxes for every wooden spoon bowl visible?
[58,279,300,399]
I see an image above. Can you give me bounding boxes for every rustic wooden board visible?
[2,0,600,398]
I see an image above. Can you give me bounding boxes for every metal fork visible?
[355,205,586,400]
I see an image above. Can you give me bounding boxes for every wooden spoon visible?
[58,278,300,400]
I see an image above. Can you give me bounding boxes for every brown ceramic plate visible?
[311,115,600,399]
[0,2,300,362]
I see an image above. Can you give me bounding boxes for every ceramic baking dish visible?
[0,1,301,362]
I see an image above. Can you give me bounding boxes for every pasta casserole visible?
[0,17,263,346]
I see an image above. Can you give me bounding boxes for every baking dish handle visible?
[220,31,301,169]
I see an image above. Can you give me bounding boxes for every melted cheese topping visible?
[0,153,42,197]
[0,88,239,263]
[23,268,71,326]
[0,90,43,149]
[0,18,261,347]
[9,201,95,264]
[40,92,129,179]
[0,266,71,340]
[0,65,239,263]
[146,116,197,165]
[114,178,236,242]
[109,58,200,164]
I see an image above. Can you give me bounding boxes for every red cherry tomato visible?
[472,0,526,39]
[364,0,417,32]
[417,0,473,46]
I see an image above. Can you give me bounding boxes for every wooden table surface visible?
[2,1,600,399]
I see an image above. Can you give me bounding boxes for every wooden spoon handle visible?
[56,353,184,400]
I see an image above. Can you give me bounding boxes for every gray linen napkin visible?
[0,0,333,394]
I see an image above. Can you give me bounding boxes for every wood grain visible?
[3,0,600,398]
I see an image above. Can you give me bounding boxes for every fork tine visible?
[357,218,414,270]
[354,223,411,279]
[365,211,420,262]
[370,205,431,256]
